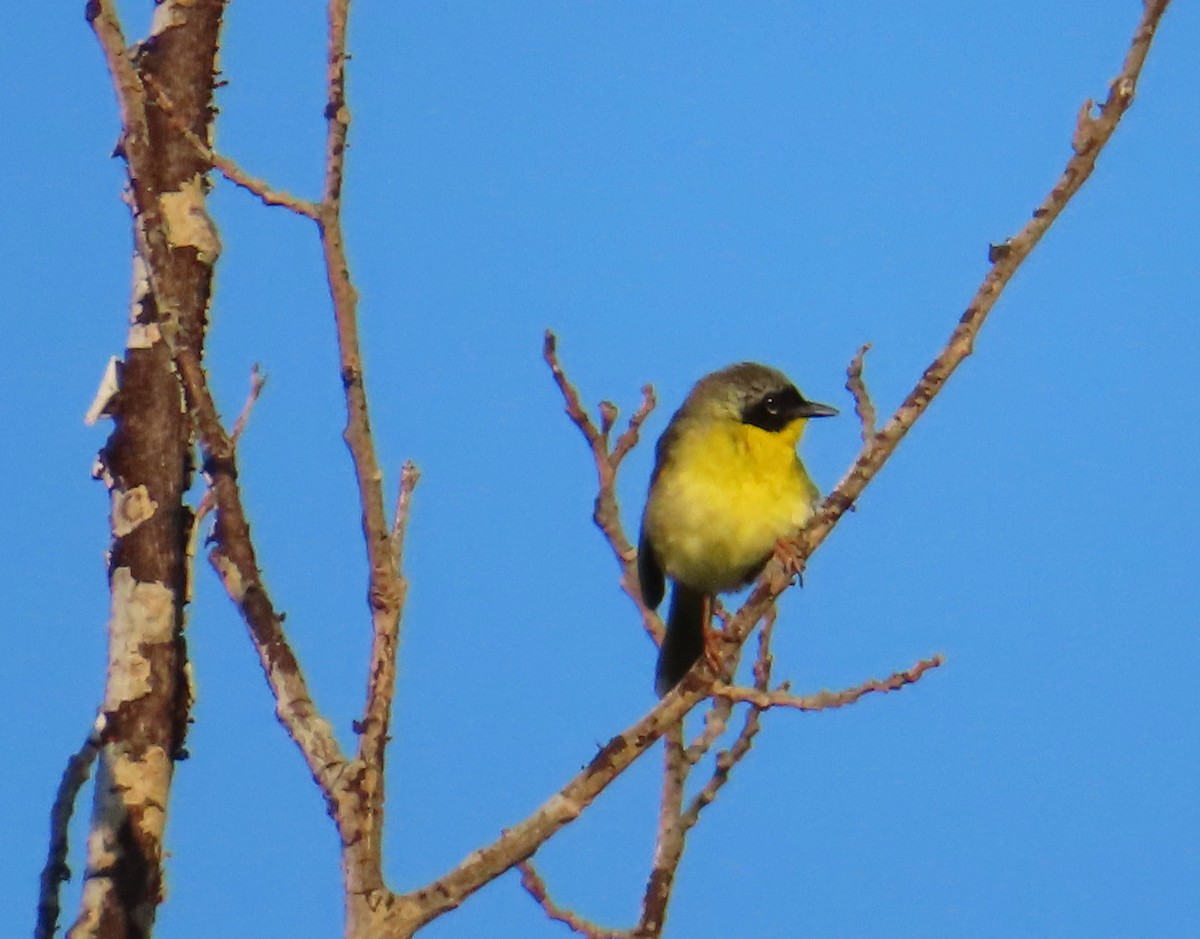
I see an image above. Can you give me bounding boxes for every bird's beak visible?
[796,399,838,419]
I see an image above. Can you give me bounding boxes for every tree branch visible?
[35,722,103,939]
[544,332,661,642]
[712,655,945,712]
[142,75,318,217]
[706,0,1175,695]
[75,0,226,933]
[638,723,688,936]
[188,364,266,587]
[845,344,877,444]
[518,860,632,939]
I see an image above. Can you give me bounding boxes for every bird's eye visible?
[763,393,780,415]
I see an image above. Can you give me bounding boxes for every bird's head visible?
[681,362,838,438]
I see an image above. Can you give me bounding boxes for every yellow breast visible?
[643,418,819,594]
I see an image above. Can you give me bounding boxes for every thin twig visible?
[544,332,661,641]
[303,0,405,904]
[35,723,103,939]
[189,365,267,572]
[543,330,607,454]
[678,614,779,829]
[681,706,763,830]
[637,723,688,936]
[518,860,632,939]
[196,373,351,809]
[846,344,877,444]
[230,366,268,442]
[87,0,145,155]
[157,183,350,844]
[322,0,352,211]
[611,387,657,465]
[750,607,778,691]
[142,75,319,217]
[389,461,421,570]
[684,694,735,766]
[356,462,420,834]
[712,654,945,712]
[638,617,781,933]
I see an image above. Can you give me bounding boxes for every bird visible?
[637,362,837,696]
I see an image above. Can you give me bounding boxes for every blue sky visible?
[5,2,1198,936]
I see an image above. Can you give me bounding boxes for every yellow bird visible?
[638,363,837,696]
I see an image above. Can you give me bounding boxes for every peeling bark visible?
[71,2,226,936]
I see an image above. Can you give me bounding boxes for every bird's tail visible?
[655,584,707,697]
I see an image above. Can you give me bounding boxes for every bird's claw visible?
[702,622,726,679]
[773,538,806,586]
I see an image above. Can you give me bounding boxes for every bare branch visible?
[712,654,945,712]
[684,693,736,767]
[322,0,353,211]
[78,0,227,932]
[680,705,763,830]
[708,0,1174,692]
[387,683,712,935]
[544,331,661,642]
[35,723,103,939]
[357,462,421,860]
[86,0,145,149]
[305,0,409,907]
[638,616,779,933]
[611,386,657,465]
[142,75,319,217]
[230,365,269,442]
[544,330,605,446]
[680,604,754,765]
[638,723,688,936]
[678,615,779,831]
[846,343,877,444]
[519,860,633,939]
[750,607,779,691]
[189,365,267,574]
[389,460,421,569]
[167,295,351,843]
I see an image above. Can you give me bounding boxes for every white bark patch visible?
[92,457,115,488]
[72,879,105,937]
[112,485,159,536]
[211,553,246,601]
[84,357,121,425]
[129,252,151,318]
[76,753,125,897]
[150,0,193,36]
[110,745,171,841]
[106,569,175,707]
[128,322,162,350]
[159,176,222,264]
[72,745,166,938]
[84,813,121,871]
[544,793,583,822]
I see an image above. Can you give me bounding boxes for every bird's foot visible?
[702,620,727,679]
[773,538,806,586]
